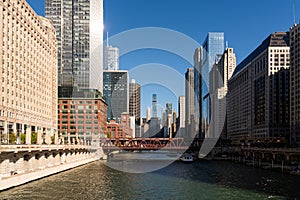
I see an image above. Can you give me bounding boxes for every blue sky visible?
[27,0,300,117]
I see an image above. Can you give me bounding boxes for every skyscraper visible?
[0,0,58,144]
[185,67,195,138]
[194,48,203,139]
[129,79,141,121]
[152,94,157,118]
[209,47,236,139]
[103,70,129,122]
[290,23,300,146]
[178,96,186,131]
[166,103,172,115]
[104,45,119,70]
[45,0,103,91]
[195,32,224,139]
[227,32,290,145]
[146,107,151,122]
[202,32,225,72]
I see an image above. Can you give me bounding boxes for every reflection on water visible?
[106,151,182,173]
[1,158,300,200]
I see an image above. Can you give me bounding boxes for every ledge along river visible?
[1,151,300,200]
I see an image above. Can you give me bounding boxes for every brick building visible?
[58,86,107,144]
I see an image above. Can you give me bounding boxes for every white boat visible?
[180,154,194,162]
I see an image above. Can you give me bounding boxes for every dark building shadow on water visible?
[149,160,300,199]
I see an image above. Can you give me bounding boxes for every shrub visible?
[31,132,37,144]
[9,133,16,144]
[20,134,26,144]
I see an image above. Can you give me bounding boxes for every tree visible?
[51,136,55,144]
[20,134,26,144]
[106,132,111,139]
[9,133,16,144]
[31,132,37,144]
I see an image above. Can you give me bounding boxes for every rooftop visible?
[232,32,290,77]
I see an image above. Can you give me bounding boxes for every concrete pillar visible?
[45,128,51,145]
[17,124,24,144]
[37,128,43,145]
[3,121,8,144]
[67,133,71,145]
[54,131,59,145]
[76,133,79,145]
[84,133,86,146]
[26,125,31,145]
[12,123,17,144]
[21,124,24,134]
[12,123,17,134]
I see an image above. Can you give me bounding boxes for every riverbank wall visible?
[203,146,300,175]
[0,145,105,191]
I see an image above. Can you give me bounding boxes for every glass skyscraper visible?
[194,32,224,138]
[104,45,119,70]
[45,0,103,91]
[152,94,158,118]
[202,32,225,72]
[103,71,129,122]
[203,32,224,135]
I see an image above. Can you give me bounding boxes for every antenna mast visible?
[106,32,109,47]
[293,2,296,25]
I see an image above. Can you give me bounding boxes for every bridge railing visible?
[0,144,94,152]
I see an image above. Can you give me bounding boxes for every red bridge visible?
[99,138,202,151]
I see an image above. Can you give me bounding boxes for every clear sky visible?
[27,0,300,118]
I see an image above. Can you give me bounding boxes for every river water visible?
[1,152,300,200]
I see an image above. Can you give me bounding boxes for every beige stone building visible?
[0,0,58,144]
[227,32,290,145]
[209,47,236,139]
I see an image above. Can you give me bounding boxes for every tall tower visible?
[186,68,195,138]
[103,70,129,122]
[152,94,157,118]
[209,47,236,139]
[166,103,172,115]
[291,23,300,146]
[200,32,225,138]
[173,109,177,134]
[202,32,225,72]
[129,79,141,121]
[146,107,151,122]
[178,96,185,130]
[193,48,203,139]
[45,0,103,91]
[104,45,119,70]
